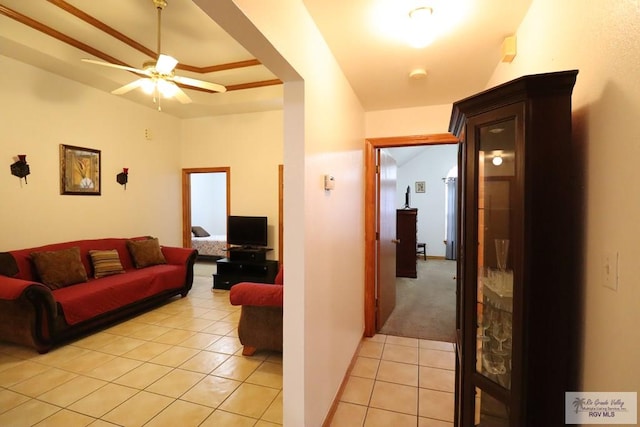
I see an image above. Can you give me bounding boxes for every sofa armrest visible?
[0,276,51,300]
[230,283,283,307]
[161,246,197,265]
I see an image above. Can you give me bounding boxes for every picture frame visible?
[415,181,426,193]
[60,144,101,195]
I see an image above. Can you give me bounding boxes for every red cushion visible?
[274,266,283,285]
[230,282,283,307]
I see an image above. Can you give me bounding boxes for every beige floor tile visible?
[56,351,116,374]
[87,420,121,426]
[148,346,200,367]
[376,360,419,387]
[0,344,38,360]
[71,333,120,351]
[179,350,229,374]
[143,400,212,427]
[419,417,454,427]
[133,311,172,325]
[385,335,419,347]
[0,389,31,413]
[105,321,149,337]
[369,381,418,415]
[33,408,95,426]
[68,383,138,418]
[245,361,283,389]
[199,410,257,427]
[177,332,223,349]
[102,390,173,426]
[419,340,455,352]
[126,323,172,340]
[112,362,172,389]
[358,341,384,359]
[419,366,455,392]
[0,361,50,387]
[200,309,235,321]
[11,366,77,397]
[202,321,236,335]
[261,389,283,424]
[0,399,61,427]
[153,314,192,329]
[152,328,196,345]
[96,336,146,356]
[211,355,262,381]
[364,334,387,343]
[329,401,367,427]
[0,353,27,373]
[418,389,455,422]
[33,345,90,367]
[145,368,205,398]
[120,341,172,361]
[180,375,242,407]
[219,382,280,418]
[419,348,455,370]
[351,356,380,379]
[206,336,243,354]
[254,421,282,427]
[37,376,108,407]
[178,318,215,332]
[340,376,375,406]
[84,356,142,381]
[364,407,417,427]
[382,343,419,364]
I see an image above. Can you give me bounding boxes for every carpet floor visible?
[379,259,457,343]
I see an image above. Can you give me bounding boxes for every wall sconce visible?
[10,154,30,184]
[116,168,129,189]
[492,155,503,166]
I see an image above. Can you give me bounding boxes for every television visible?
[227,215,268,248]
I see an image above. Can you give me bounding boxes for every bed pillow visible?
[126,238,167,268]
[89,249,125,278]
[31,246,88,289]
[191,226,210,237]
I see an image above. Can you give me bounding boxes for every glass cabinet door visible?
[474,117,516,425]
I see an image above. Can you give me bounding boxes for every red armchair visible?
[229,267,283,356]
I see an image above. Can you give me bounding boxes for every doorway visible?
[181,167,231,250]
[364,134,459,337]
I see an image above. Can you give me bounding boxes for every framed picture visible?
[415,181,426,193]
[60,144,101,195]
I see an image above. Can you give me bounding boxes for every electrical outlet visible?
[603,251,619,291]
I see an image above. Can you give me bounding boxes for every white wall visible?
[487,0,640,403]
[181,111,283,258]
[393,145,458,257]
[190,172,227,236]
[194,1,367,425]
[0,55,183,250]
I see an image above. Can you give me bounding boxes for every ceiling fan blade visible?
[173,86,193,104]
[172,75,227,93]
[156,54,178,74]
[82,59,149,76]
[111,79,146,95]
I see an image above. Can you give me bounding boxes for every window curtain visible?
[445,177,457,260]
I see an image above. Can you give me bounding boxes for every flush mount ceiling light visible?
[492,155,503,166]
[407,6,435,48]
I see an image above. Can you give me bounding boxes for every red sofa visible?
[229,267,283,355]
[0,237,197,353]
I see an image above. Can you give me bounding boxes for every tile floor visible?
[329,335,455,427]
[0,262,456,426]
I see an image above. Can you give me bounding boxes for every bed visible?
[191,226,228,259]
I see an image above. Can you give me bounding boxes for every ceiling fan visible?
[82,0,226,110]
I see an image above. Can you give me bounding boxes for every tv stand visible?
[228,246,272,262]
[213,257,278,290]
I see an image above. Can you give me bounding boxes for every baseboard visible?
[322,338,364,427]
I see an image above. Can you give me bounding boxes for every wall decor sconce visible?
[10,154,30,184]
[116,168,128,189]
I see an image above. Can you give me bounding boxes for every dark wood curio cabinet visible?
[449,70,581,427]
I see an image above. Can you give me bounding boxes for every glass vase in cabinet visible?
[449,70,581,427]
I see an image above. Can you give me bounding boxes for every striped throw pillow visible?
[89,249,125,279]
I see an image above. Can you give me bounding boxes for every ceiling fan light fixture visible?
[157,79,178,98]
[156,54,178,74]
[140,79,156,94]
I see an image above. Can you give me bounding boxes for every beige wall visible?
[489,0,640,402]
[0,56,183,250]
[365,104,452,137]
[181,111,284,258]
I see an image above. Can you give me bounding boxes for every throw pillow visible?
[89,249,125,279]
[0,252,19,277]
[127,238,166,268]
[191,226,210,237]
[30,246,88,289]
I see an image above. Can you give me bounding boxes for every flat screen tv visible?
[227,215,268,248]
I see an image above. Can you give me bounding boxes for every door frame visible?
[181,167,231,248]
[364,133,459,336]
